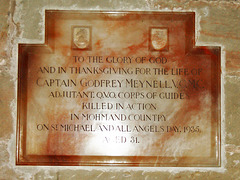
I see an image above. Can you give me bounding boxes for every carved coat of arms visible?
[150,28,168,51]
[73,27,91,49]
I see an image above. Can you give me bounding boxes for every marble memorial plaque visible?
[17,11,221,166]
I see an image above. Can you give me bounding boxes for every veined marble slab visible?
[16,11,221,166]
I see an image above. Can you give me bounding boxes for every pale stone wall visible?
[0,0,239,179]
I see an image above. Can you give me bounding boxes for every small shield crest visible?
[73,27,90,49]
[151,28,168,51]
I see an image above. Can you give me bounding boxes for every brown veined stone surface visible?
[0,0,240,179]
[16,11,220,166]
